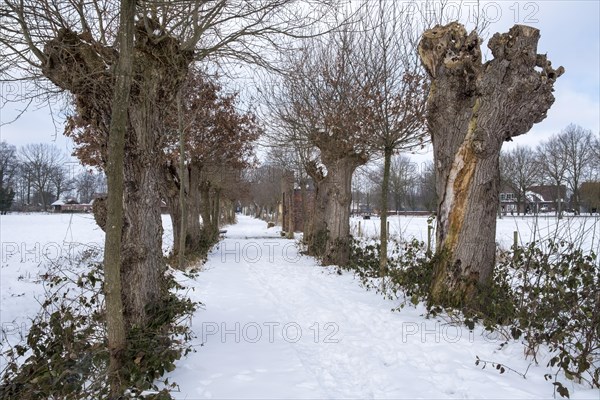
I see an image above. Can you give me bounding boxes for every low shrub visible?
[490,240,599,397]
[343,234,599,398]
[342,237,434,307]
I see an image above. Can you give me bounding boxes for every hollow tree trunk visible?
[418,23,563,309]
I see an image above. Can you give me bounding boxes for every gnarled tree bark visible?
[42,20,193,328]
[305,153,366,266]
[418,23,563,308]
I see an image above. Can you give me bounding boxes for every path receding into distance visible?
[164,215,597,399]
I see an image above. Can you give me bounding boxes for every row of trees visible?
[1,0,339,394]
[256,9,566,310]
[0,141,107,212]
[351,157,436,214]
[264,1,428,270]
[340,123,598,218]
[0,0,579,395]
[501,124,600,216]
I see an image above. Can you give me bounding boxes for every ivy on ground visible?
[342,235,599,398]
[0,248,198,399]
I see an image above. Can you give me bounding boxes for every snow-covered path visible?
[167,215,598,399]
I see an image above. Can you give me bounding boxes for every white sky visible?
[0,1,598,164]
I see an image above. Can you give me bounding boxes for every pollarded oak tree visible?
[273,27,375,266]
[418,22,564,308]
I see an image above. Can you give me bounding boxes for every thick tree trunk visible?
[212,188,221,231]
[121,121,165,327]
[418,23,563,309]
[165,162,204,260]
[305,156,362,266]
[121,25,192,326]
[305,163,328,257]
[41,19,194,326]
[321,157,359,266]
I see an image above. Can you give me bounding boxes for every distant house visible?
[51,198,92,213]
[51,199,66,212]
[499,185,568,215]
[528,185,568,213]
[499,184,519,214]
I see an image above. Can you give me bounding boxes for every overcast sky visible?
[0,0,598,164]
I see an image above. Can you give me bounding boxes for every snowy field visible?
[351,214,600,254]
[0,213,175,349]
[1,213,599,399]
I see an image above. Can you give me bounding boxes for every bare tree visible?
[50,164,73,201]
[354,0,428,277]
[19,143,65,211]
[500,146,540,215]
[75,170,101,203]
[389,155,419,213]
[537,135,569,218]
[0,141,18,213]
[418,22,563,308]
[268,24,375,266]
[557,124,595,214]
